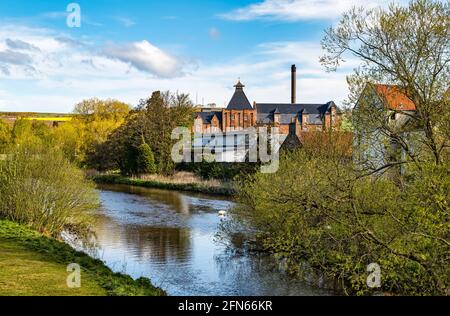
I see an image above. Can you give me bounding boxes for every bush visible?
[190,160,259,181]
[0,144,99,238]
[137,142,157,174]
[233,147,449,295]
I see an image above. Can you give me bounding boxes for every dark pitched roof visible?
[226,81,253,110]
[256,102,335,125]
[195,111,222,124]
[281,132,302,151]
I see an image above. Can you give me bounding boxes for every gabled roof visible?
[195,111,222,124]
[256,102,335,125]
[226,80,253,110]
[372,84,416,111]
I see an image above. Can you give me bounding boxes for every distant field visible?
[0,112,73,123]
[23,117,73,122]
[0,112,73,118]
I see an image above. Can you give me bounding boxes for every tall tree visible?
[321,0,449,167]
[95,91,194,175]
[70,98,131,165]
[232,0,449,296]
[141,91,193,175]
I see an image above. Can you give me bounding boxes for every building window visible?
[238,113,241,126]
[244,115,248,121]
[231,114,235,120]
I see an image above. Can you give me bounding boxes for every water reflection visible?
[87,184,331,296]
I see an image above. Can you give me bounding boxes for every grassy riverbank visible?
[91,172,236,196]
[0,220,165,296]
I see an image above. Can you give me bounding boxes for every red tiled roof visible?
[373,84,417,111]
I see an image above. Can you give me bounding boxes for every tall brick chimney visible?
[291,64,296,104]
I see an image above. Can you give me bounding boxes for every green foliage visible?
[3,99,130,167]
[73,98,130,122]
[71,99,131,166]
[190,160,259,181]
[0,143,99,238]
[11,119,54,147]
[233,147,449,295]
[137,140,157,174]
[322,0,449,165]
[91,91,194,176]
[340,113,353,132]
[252,0,450,295]
[0,119,10,152]
[52,121,80,162]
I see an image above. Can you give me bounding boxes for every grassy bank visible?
[0,220,165,296]
[91,173,236,196]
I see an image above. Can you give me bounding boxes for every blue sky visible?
[0,0,405,113]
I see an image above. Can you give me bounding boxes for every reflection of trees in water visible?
[213,251,278,295]
[94,215,193,264]
[213,251,328,296]
[98,184,190,214]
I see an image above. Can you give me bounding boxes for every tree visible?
[11,119,53,147]
[0,143,99,238]
[137,137,156,174]
[52,122,80,163]
[321,0,449,167]
[233,136,449,295]
[71,98,131,165]
[231,0,449,295]
[73,98,130,122]
[135,91,193,175]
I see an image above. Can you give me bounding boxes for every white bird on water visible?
[218,210,227,218]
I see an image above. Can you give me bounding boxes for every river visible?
[83,183,332,296]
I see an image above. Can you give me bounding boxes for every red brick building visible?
[194,65,342,135]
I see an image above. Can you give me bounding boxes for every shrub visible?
[233,147,449,295]
[0,144,99,238]
[137,141,157,174]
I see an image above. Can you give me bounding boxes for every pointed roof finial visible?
[234,78,245,90]
[227,79,252,110]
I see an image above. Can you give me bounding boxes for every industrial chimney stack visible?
[291,64,296,104]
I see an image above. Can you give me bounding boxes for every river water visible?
[85,183,331,296]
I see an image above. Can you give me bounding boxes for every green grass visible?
[0,220,165,296]
[92,174,236,196]
[0,240,106,296]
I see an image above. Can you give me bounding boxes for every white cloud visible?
[116,17,136,27]
[220,0,408,21]
[5,38,40,51]
[103,40,184,78]
[0,24,355,113]
[0,50,32,65]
